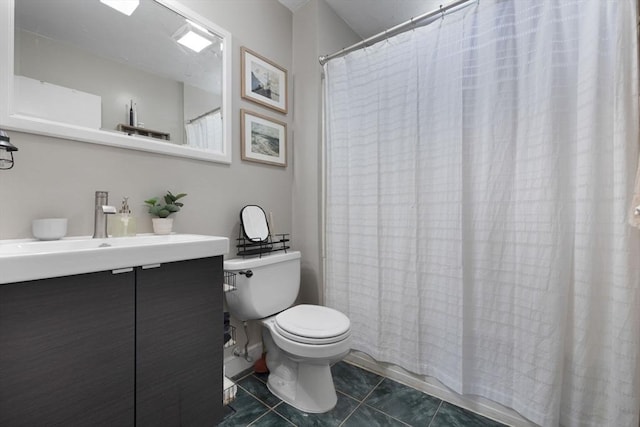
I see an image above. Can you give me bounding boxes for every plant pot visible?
[152,217,173,235]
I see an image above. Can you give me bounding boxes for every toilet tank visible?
[224,251,301,321]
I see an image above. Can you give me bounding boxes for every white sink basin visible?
[0,234,229,284]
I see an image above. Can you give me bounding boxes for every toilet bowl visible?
[262,304,351,412]
[224,251,351,413]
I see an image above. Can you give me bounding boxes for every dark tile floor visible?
[220,361,507,426]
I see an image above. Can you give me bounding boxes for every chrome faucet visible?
[93,191,116,238]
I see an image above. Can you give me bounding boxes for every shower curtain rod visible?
[319,0,474,65]
[185,107,220,124]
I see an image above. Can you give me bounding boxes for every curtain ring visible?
[440,5,444,20]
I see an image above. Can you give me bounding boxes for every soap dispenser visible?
[110,197,137,237]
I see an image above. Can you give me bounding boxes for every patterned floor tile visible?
[248,410,296,426]
[238,374,282,407]
[430,402,508,427]
[219,388,269,427]
[364,378,441,426]
[253,370,270,384]
[342,404,409,426]
[274,391,359,426]
[223,363,511,427]
[231,368,254,382]
[331,361,383,400]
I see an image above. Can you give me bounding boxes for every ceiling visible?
[278,0,447,39]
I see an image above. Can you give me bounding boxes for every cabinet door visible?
[136,257,223,427]
[0,270,135,427]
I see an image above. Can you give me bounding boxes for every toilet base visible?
[262,328,339,413]
[267,362,337,413]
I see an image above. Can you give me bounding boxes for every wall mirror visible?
[0,0,232,163]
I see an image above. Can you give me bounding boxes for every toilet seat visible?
[274,305,351,345]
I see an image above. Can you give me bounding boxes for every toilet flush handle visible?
[239,270,253,278]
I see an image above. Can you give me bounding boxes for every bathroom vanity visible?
[0,234,228,426]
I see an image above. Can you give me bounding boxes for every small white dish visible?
[32,218,68,241]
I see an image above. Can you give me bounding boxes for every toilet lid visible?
[275,305,351,345]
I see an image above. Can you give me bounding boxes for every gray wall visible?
[292,0,359,306]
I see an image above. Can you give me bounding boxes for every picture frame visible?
[241,47,288,114]
[240,109,287,167]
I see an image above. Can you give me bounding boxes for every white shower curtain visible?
[185,110,222,151]
[324,1,640,426]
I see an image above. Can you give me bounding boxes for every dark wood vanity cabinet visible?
[136,257,223,426]
[0,270,135,426]
[0,256,223,427]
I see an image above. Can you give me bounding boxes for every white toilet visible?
[224,251,351,413]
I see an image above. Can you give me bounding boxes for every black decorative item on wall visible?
[0,130,17,170]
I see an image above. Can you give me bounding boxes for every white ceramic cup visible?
[32,218,68,240]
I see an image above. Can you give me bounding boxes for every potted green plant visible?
[144,191,187,235]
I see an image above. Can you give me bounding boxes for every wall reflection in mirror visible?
[14,0,224,153]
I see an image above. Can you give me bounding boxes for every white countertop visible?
[0,233,229,284]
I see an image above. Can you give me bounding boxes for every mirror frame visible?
[0,0,232,164]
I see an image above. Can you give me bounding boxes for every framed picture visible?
[241,109,287,167]
[241,47,288,114]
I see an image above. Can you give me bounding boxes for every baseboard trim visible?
[224,343,263,378]
[344,351,537,427]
